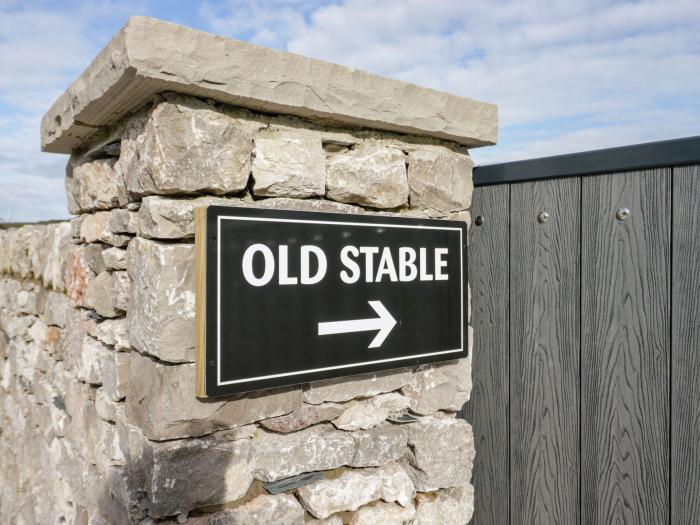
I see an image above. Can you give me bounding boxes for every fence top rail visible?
[474,135,700,186]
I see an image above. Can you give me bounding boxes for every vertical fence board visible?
[581,169,670,524]
[461,185,510,524]
[672,164,700,523]
[510,178,580,525]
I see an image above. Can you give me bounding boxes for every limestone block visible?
[252,129,325,197]
[350,501,416,525]
[332,393,410,431]
[326,145,408,209]
[401,359,471,415]
[76,336,111,385]
[297,462,415,519]
[146,435,254,518]
[64,244,105,307]
[102,246,127,270]
[127,238,194,362]
[67,157,128,213]
[303,368,412,404]
[400,416,474,492]
[413,485,474,525]
[306,517,343,525]
[261,402,343,433]
[84,271,130,318]
[79,211,132,247]
[108,209,138,234]
[137,195,240,239]
[95,388,120,423]
[350,423,407,468]
[121,96,253,197]
[126,352,301,440]
[102,350,129,401]
[407,147,473,213]
[37,289,70,327]
[252,423,355,482]
[40,222,71,290]
[194,494,305,525]
[257,196,366,215]
[86,318,130,351]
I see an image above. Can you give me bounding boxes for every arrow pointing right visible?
[318,300,397,348]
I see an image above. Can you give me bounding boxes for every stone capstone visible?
[126,238,194,363]
[120,95,253,197]
[326,145,408,209]
[296,462,415,519]
[252,129,325,198]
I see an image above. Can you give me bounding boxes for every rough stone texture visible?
[413,484,475,525]
[127,352,301,440]
[350,501,416,525]
[407,147,474,213]
[67,157,127,214]
[332,393,410,431]
[41,16,498,154]
[79,211,132,247]
[326,145,409,209]
[84,270,130,318]
[401,359,471,415]
[306,517,343,525]
[303,368,412,405]
[120,95,253,197]
[192,494,305,525]
[85,318,130,351]
[252,128,325,197]
[260,403,343,433]
[401,416,475,492]
[102,247,127,270]
[253,424,355,482]
[350,423,407,468]
[65,244,104,307]
[296,462,415,519]
[126,238,195,363]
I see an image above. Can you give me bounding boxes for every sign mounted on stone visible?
[195,206,467,397]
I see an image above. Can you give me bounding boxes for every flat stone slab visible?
[41,16,498,153]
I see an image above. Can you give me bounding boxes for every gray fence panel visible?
[581,169,670,524]
[462,185,510,524]
[509,178,580,524]
[671,164,700,524]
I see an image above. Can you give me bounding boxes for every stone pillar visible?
[0,16,497,525]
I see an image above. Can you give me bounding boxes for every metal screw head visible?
[537,211,550,224]
[616,207,630,221]
[475,215,484,226]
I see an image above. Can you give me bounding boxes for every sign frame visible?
[195,205,468,398]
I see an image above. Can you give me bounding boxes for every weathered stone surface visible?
[297,462,414,519]
[252,424,354,482]
[102,246,127,270]
[121,96,253,197]
[303,368,412,405]
[37,290,69,327]
[102,350,129,401]
[64,244,104,307]
[252,129,324,197]
[413,485,474,525]
[306,517,343,525]
[407,147,473,213]
[41,16,498,154]
[79,211,131,247]
[126,352,301,440]
[332,393,410,431]
[350,501,416,525]
[401,359,471,415]
[147,436,254,518]
[127,238,194,362]
[261,403,343,433]
[86,318,130,351]
[400,416,474,492]
[194,494,305,525]
[84,270,130,318]
[108,209,138,234]
[67,157,127,213]
[350,423,407,468]
[326,145,408,209]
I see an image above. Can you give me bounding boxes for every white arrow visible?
[318,300,397,348]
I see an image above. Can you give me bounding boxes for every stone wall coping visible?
[41,16,498,154]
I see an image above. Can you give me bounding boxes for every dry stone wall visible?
[1,92,475,524]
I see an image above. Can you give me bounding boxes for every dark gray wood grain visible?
[510,178,580,524]
[461,185,510,525]
[581,169,670,524]
[671,164,700,524]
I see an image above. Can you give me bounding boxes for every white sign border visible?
[216,215,464,386]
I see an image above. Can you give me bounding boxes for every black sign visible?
[195,206,467,398]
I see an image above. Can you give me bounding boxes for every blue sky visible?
[1,0,698,221]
